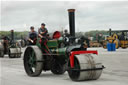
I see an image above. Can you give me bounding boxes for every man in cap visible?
[38,23,48,38]
[28,26,38,45]
[38,23,49,53]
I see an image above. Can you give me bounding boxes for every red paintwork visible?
[53,31,61,39]
[70,51,98,68]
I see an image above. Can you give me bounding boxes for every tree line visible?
[0,30,109,41]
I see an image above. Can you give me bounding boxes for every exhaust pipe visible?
[10,30,14,44]
[68,9,75,37]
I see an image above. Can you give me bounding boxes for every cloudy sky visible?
[1,0,128,32]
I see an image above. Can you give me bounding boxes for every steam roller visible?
[23,9,104,81]
[0,30,22,58]
[8,30,22,58]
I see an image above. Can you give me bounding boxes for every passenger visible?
[28,26,38,45]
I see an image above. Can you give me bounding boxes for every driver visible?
[38,23,49,53]
[38,23,48,38]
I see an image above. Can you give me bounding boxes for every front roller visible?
[24,46,43,77]
[8,48,21,58]
[68,54,104,81]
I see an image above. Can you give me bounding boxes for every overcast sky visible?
[1,1,128,32]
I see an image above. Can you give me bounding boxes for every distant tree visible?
[0,31,29,40]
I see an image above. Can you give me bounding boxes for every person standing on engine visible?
[38,23,48,38]
[28,26,38,45]
[38,23,49,53]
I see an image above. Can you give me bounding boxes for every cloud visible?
[1,1,128,32]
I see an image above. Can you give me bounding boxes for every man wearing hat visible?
[28,26,38,45]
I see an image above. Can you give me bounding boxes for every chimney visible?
[68,9,75,37]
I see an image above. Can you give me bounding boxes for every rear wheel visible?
[24,46,43,77]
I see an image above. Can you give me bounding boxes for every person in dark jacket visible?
[28,26,37,45]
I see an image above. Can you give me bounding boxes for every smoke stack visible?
[10,30,14,44]
[68,9,75,37]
